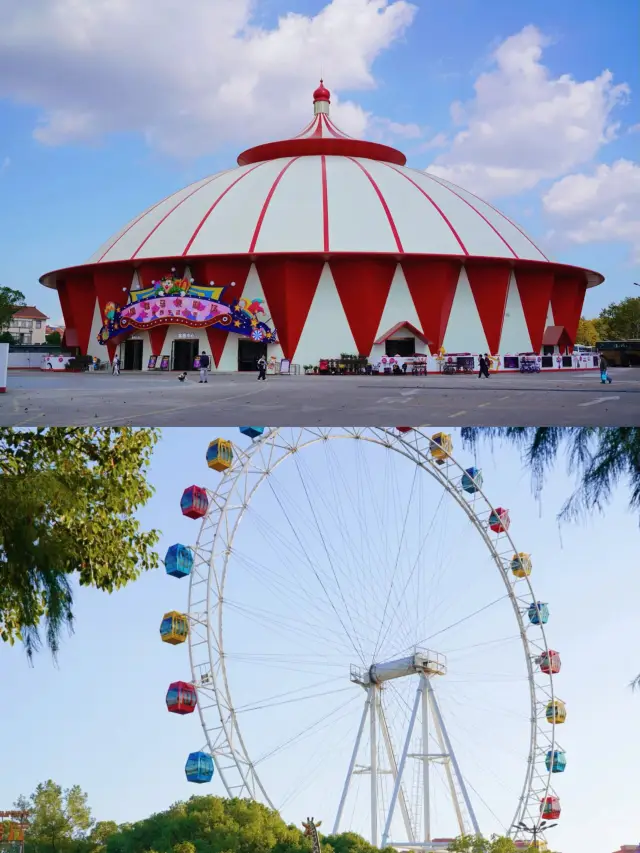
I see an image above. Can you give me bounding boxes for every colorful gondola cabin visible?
[239,427,265,439]
[540,795,561,820]
[461,467,483,493]
[545,749,567,773]
[430,432,453,464]
[165,543,194,578]
[160,611,189,645]
[539,649,561,674]
[166,681,197,714]
[185,751,214,783]
[489,507,510,533]
[511,552,532,577]
[181,485,209,519]
[207,438,234,472]
[545,698,567,724]
[528,601,549,624]
[396,427,412,433]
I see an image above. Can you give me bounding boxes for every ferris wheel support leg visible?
[426,679,481,836]
[381,678,423,849]
[378,696,415,844]
[370,686,379,848]
[333,688,372,835]
[422,678,431,843]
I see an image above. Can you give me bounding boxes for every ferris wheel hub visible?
[351,649,447,686]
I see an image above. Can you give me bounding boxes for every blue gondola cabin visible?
[165,544,194,578]
[207,439,234,472]
[166,681,197,714]
[239,427,265,439]
[511,552,532,577]
[461,467,483,493]
[539,649,561,674]
[528,601,549,625]
[160,611,189,645]
[185,751,214,783]
[181,485,209,520]
[545,698,566,724]
[430,432,452,464]
[545,749,567,773]
[489,507,510,533]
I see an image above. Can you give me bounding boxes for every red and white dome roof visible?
[83,82,554,267]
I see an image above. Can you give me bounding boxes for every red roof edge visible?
[12,306,49,320]
[375,321,432,346]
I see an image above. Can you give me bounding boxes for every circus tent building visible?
[40,81,603,373]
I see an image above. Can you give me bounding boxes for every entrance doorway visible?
[385,337,415,357]
[238,339,267,372]
[173,339,200,371]
[123,339,143,371]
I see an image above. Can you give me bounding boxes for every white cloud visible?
[426,25,630,198]
[0,0,417,158]
[542,159,640,263]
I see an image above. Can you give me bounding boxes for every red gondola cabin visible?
[540,795,561,820]
[181,485,209,520]
[166,681,197,714]
[488,507,510,533]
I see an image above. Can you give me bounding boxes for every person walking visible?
[199,351,210,383]
[483,353,492,377]
[599,354,613,384]
[478,355,487,378]
[257,354,267,381]
[112,354,120,376]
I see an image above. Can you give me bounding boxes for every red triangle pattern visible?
[402,259,461,351]
[64,275,97,355]
[190,259,252,367]
[465,263,512,354]
[330,259,396,356]
[255,258,325,361]
[56,281,76,344]
[550,274,587,349]
[137,261,186,289]
[514,268,555,353]
[148,326,169,356]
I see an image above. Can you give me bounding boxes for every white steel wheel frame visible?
[185,427,562,842]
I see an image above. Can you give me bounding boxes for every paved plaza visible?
[1,368,638,426]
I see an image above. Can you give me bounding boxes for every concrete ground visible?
[1,368,638,426]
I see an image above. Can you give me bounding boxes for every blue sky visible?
[0,0,638,326]
[1,428,639,852]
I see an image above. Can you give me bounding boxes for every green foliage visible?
[0,330,16,344]
[0,427,160,658]
[575,317,598,346]
[446,836,517,853]
[0,285,26,330]
[24,780,93,852]
[46,332,62,346]
[597,296,640,340]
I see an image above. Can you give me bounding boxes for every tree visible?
[46,331,62,346]
[24,780,93,853]
[89,822,119,853]
[575,317,598,346]
[0,285,25,331]
[446,836,524,852]
[0,427,160,658]
[0,331,16,344]
[460,426,640,686]
[597,296,640,340]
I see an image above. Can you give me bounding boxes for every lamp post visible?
[514,820,558,846]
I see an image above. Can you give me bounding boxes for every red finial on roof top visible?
[313,79,331,103]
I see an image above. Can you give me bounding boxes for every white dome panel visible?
[185,161,284,256]
[325,156,400,253]
[365,160,467,255]
[253,156,325,253]
[427,174,548,262]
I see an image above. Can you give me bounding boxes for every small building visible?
[7,307,49,345]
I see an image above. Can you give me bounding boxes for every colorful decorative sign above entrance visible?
[97,273,277,346]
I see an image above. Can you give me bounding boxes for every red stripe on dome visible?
[293,117,319,139]
[321,155,330,252]
[346,157,404,252]
[382,164,469,256]
[421,172,519,259]
[324,116,353,139]
[96,196,167,262]
[182,162,267,255]
[249,157,300,253]
[131,171,233,259]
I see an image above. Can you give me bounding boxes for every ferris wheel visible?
[160,427,566,850]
